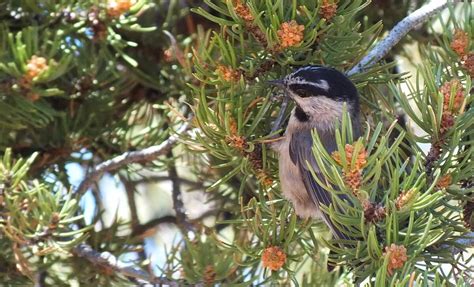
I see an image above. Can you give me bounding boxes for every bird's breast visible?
[276,134,320,219]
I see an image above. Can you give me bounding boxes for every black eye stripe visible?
[295,88,312,98]
[288,83,330,98]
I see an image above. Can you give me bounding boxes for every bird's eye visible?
[295,89,312,98]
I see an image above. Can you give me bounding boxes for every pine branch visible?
[75,122,191,196]
[131,209,223,238]
[120,175,140,229]
[90,184,107,228]
[131,215,178,238]
[33,270,46,287]
[167,150,194,233]
[72,244,181,286]
[346,0,455,76]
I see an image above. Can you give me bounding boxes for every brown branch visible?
[33,270,47,287]
[167,150,194,233]
[90,183,107,228]
[131,210,223,238]
[425,141,442,177]
[131,215,178,238]
[119,175,151,266]
[75,122,191,196]
[73,244,181,286]
[120,175,140,229]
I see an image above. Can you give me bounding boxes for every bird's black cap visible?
[285,66,359,102]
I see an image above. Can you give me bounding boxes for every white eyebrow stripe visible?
[286,78,330,91]
[315,80,329,91]
[297,66,321,72]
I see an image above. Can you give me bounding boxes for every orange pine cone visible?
[277,21,305,48]
[462,53,474,77]
[225,135,247,151]
[450,29,469,57]
[440,112,455,134]
[344,169,362,191]
[384,244,408,275]
[332,144,367,171]
[217,65,241,82]
[25,55,49,81]
[395,189,416,210]
[320,0,338,21]
[439,79,464,114]
[107,0,135,17]
[234,0,254,22]
[436,174,452,189]
[261,246,286,271]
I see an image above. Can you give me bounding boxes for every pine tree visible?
[0,0,472,286]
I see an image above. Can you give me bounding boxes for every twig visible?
[75,122,190,196]
[34,269,47,287]
[120,175,140,229]
[131,209,224,238]
[120,176,151,265]
[131,215,178,238]
[346,0,452,76]
[119,174,149,270]
[73,244,181,286]
[167,150,194,233]
[90,183,107,228]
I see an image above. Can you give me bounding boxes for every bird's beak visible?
[268,79,294,101]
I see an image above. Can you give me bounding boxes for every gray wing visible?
[289,129,353,241]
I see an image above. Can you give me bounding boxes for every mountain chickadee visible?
[270,65,361,240]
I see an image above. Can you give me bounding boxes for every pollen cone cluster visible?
[384,244,408,275]
[24,55,49,81]
[362,200,386,223]
[439,79,465,134]
[232,1,267,46]
[395,188,416,210]
[440,79,464,114]
[217,65,241,82]
[332,144,367,192]
[436,174,452,189]
[450,29,473,77]
[203,265,216,285]
[463,53,474,77]
[225,118,273,186]
[451,29,469,57]
[234,0,253,22]
[107,0,135,17]
[320,0,338,21]
[277,21,305,49]
[261,246,286,271]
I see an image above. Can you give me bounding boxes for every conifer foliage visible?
[0,0,472,286]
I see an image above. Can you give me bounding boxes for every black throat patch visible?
[294,106,309,122]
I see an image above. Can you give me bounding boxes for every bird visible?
[269,65,361,241]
